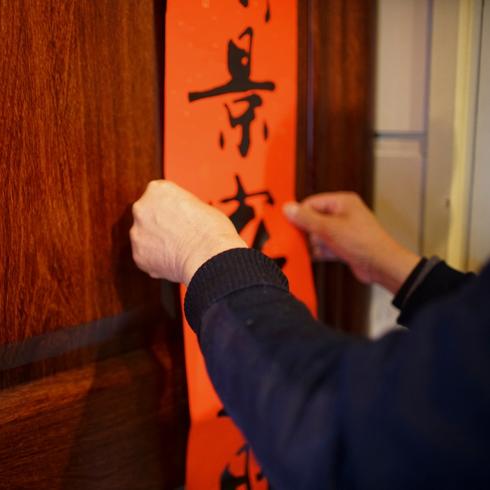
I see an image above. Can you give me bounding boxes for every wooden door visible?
[0,1,188,488]
[298,0,375,333]
[0,1,374,489]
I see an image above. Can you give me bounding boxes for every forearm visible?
[184,249,488,489]
[371,239,420,294]
[185,249,361,488]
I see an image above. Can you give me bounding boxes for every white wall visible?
[375,0,430,133]
[370,0,489,337]
[370,0,431,337]
[468,1,490,270]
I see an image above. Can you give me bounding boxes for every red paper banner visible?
[165,1,316,487]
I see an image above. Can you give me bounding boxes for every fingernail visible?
[283,202,299,218]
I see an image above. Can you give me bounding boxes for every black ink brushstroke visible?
[188,28,275,102]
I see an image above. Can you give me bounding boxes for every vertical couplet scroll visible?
[165,1,317,488]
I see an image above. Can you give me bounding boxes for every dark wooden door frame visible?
[297,0,376,334]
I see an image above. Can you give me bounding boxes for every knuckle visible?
[346,191,360,202]
[158,180,173,190]
[131,248,140,265]
[146,179,165,194]
[132,201,142,219]
[150,179,177,198]
[132,249,146,270]
[337,191,359,211]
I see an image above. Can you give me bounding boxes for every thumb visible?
[283,201,325,233]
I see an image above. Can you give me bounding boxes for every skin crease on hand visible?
[282,192,420,294]
[130,180,246,286]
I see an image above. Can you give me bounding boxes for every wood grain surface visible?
[0,348,188,490]
[0,1,189,488]
[297,0,375,334]
[0,0,162,344]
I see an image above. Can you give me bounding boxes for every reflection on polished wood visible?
[0,349,188,490]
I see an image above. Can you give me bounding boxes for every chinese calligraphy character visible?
[225,94,263,158]
[218,409,273,490]
[221,175,286,268]
[221,174,273,232]
[220,444,251,490]
[238,0,271,22]
[221,444,274,490]
[189,27,275,157]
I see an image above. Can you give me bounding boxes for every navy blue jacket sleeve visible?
[393,257,475,326]
[184,249,490,490]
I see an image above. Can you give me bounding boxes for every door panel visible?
[0,349,187,490]
[0,0,161,341]
[0,1,188,488]
[0,1,374,488]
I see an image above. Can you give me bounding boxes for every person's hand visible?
[130,180,246,285]
[283,192,420,293]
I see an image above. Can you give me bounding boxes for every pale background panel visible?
[374,140,423,251]
[371,0,489,336]
[468,1,490,271]
[423,0,460,259]
[370,139,424,337]
[370,0,431,337]
[375,0,430,133]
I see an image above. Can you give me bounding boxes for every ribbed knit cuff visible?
[393,257,430,310]
[393,255,445,310]
[184,248,289,333]
[393,256,474,327]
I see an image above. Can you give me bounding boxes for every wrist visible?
[372,241,420,294]
[182,236,247,286]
